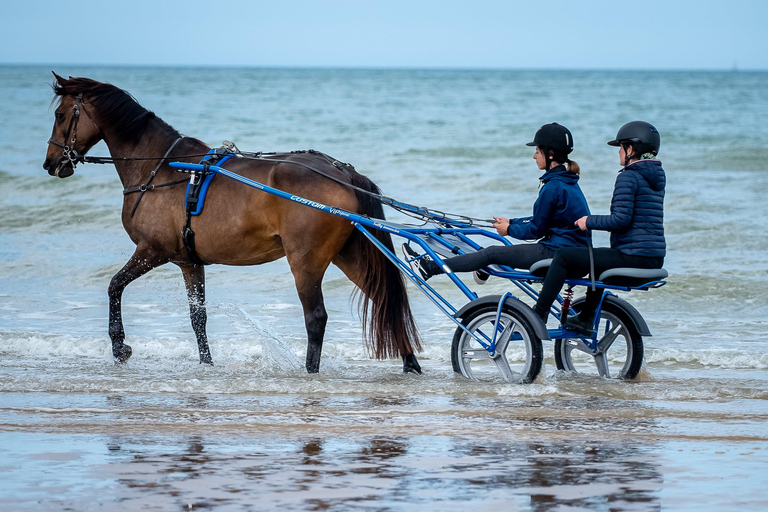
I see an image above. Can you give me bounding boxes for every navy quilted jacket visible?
[507,165,592,250]
[586,159,666,257]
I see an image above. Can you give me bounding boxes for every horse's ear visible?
[52,71,65,84]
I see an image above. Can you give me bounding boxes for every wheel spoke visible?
[596,322,623,353]
[462,348,492,360]
[493,356,516,382]
[566,338,593,355]
[594,352,610,377]
[493,321,517,354]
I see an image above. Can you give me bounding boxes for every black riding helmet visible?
[527,123,574,170]
[526,122,574,153]
[608,121,661,163]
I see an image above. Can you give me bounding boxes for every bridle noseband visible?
[48,93,84,169]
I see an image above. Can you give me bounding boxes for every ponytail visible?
[547,147,579,174]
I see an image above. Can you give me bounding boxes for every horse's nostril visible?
[43,160,50,170]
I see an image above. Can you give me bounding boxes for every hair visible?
[52,76,180,144]
[546,147,581,175]
[622,141,658,161]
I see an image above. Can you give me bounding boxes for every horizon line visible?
[1,62,765,73]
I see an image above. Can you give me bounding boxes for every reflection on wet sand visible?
[2,389,766,510]
[97,434,663,511]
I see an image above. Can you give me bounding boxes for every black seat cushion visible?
[597,267,668,287]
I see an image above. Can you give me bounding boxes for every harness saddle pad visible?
[185,152,233,216]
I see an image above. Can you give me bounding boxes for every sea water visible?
[1,66,767,510]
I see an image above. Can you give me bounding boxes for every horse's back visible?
[189,153,362,267]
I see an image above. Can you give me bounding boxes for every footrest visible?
[597,267,668,287]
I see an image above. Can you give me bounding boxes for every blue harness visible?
[185,149,233,216]
[181,148,234,266]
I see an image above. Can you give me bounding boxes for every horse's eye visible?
[55,112,65,122]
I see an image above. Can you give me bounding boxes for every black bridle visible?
[47,94,85,172]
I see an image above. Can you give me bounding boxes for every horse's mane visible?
[52,77,180,143]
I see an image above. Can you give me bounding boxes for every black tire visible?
[451,303,543,383]
[554,301,644,380]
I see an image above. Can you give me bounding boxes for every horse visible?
[43,73,422,374]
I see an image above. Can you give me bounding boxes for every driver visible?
[532,121,667,334]
[403,122,591,284]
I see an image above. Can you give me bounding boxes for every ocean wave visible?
[397,146,526,160]
[645,347,768,369]
[3,328,767,374]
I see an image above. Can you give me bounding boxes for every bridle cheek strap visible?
[47,94,83,168]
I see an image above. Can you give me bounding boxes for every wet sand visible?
[2,365,767,511]
[6,431,767,511]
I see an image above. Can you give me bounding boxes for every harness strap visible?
[182,217,207,266]
[180,149,232,267]
[125,137,184,218]
[123,178,188,196]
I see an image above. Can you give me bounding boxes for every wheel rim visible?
[456,311,533,383]
[558,311,634,379]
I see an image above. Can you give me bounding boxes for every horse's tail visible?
[336,171,422,359]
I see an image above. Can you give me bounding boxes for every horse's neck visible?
[103,125,183,189]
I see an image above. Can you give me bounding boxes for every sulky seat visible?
[527,259,668,288]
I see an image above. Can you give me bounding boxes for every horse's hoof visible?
[199,356,214,366]
[113,344,132,363]
[402,354,422,375]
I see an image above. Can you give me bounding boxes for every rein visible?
[227,145,494,228]
[69,137,493,227]
[49,94,489,227]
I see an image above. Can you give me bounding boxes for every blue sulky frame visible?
[171,161,667,380]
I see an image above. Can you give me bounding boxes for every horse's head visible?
[43,73,103,178]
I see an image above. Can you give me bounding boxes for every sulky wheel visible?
[555,301,644,380]
[451,303,542,384]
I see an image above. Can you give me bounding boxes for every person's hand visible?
[575,216,588,231]
[493,216,510,236]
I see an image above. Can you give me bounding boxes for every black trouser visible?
[533,247,664,321]
[443,243,554,273]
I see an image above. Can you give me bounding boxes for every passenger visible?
[533,121,666,334]
[403,122,591,283]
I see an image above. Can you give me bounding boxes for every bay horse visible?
[43,73,422,374]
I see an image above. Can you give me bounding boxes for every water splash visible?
[218,304,303,373]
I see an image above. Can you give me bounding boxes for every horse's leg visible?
[285,261,328,374]
[108,250,164,363]
[179,264,213,365]
[298,275,328,374]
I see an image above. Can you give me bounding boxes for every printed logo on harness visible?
[330,207,351,218]
[290,195,325,210]
[373,221,400,234]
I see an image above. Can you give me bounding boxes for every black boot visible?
[402,244,441,280]
[565,314,595,336]
[533,306,549,326]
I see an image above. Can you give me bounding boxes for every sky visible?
[3,0,767,70]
